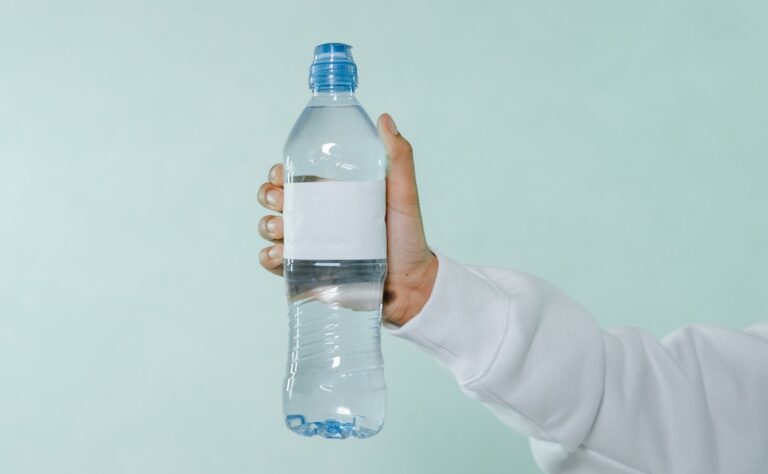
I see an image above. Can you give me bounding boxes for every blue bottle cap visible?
[309,43,358,92]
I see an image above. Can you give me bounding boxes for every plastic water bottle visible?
[281,43,387,439]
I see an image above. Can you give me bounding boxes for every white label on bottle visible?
[283,180,387,260]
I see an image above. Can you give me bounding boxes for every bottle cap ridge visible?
[309,43,358,92]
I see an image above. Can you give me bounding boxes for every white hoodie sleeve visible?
[387,251,768,474]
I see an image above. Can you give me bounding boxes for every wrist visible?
[384,252,438,327]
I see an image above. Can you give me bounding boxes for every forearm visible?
[386,250,605,445]
[387,251,768,473]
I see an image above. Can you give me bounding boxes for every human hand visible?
[258,113,437,327]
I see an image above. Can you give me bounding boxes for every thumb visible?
[377,113,420,215]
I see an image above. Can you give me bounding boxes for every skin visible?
[257,113,438,327]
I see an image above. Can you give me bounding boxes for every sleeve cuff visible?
[384,250,510,383]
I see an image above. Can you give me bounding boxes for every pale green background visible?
[1,1,767,473]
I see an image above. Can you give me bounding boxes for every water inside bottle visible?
[283,259,387,439]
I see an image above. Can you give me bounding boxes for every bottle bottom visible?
[285,414,382,439]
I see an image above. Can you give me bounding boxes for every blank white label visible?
[283,180,387,260]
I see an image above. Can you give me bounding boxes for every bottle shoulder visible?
[283,103,385,181]
[285,101,378,139]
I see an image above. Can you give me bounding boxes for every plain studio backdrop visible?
[1,1,767,473]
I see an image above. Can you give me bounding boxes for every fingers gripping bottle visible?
[281,43,387,439]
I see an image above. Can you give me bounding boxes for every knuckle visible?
[258,216,270,236]
[391,140,413,159]
[257,182,269,202]
[270,164,285,187]
[269,163,281,180]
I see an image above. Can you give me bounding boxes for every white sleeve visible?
[387,251,768,474]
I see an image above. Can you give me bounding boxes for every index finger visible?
[268,164,284,187]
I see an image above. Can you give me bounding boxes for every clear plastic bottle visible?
[281,43,387,439]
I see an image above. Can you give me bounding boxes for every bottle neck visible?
[308,90,358,107]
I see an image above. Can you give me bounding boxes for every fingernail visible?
[268,246,281,259]
[265,189,278,206]
[268,165,277,182]
[266,218,277,233]
[387,115,399,135]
